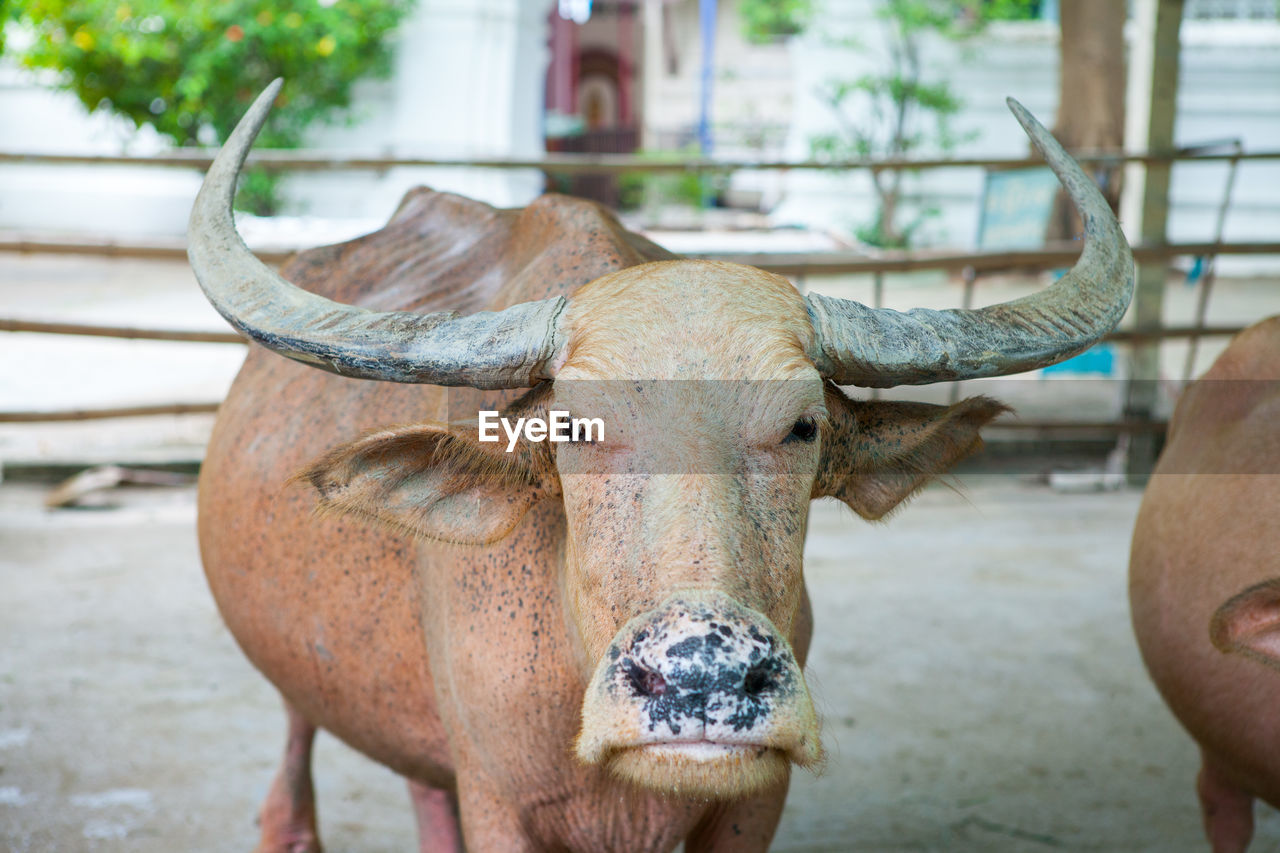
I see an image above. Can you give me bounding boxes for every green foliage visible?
[616,151,729,212]
[851,200,942,249]
[14,0,411,214]
[739,0,813,44]
[0,1,11,54]
[811,0,1036,247]
[983,0,1042,20]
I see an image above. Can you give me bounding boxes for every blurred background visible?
[1,0,1278,471]
[3,0,1279,245]
[2,2,1280,850]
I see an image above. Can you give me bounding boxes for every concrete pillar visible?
[640,0,666,151]
[382,0,551,209]
[1121,0,1184,482]
[548,9,579,117]
[618,1,635,126]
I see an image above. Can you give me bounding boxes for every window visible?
[1185,0,1277,19]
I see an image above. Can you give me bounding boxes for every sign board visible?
[975,166,1060,251]
[976,166,1117,376]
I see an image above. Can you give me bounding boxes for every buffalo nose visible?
[615,609,798,737]
[576,592,824,771]
[622,641,783,702]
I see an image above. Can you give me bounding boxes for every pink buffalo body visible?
[1130,316,1280,853]
[199,187,1008,852]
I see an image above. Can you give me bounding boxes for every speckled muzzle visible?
[576,591,823,798]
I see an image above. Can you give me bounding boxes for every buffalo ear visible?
[1211,579,1280,671]
[814,390,1009,520]
[300,394,557,546]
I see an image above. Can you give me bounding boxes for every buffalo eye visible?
[782,417,818,445]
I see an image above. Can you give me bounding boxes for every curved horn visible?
[806,97,1134,387]
[188,79,565,389]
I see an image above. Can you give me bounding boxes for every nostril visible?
[624,660,668,698]
[742,661,775,697]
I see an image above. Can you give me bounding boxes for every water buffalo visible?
[191,80,1132,852]
[1130,316,1280,853]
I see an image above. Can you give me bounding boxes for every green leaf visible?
[809,0,1005,247]
[8,0,413,213]
[739,0,813,44]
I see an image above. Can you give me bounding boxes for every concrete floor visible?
[4,476,1276,852]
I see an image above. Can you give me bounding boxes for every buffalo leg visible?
[408,779,463,853]
[1197,750,1254,853]
[254,700,321,853]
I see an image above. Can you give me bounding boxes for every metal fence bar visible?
[1103,325,1245,343]
[2,239,1268,425]
[984,420,1169,434]
[4,235,1278,272]
[0,318,244,344]
[707,242,1280,275]
[0,402,221,423]
[0,324,1245,425]
[0,318,1246,347]
[0,234,296,264]
[3,148,1279,174]
[3,142,1269,434]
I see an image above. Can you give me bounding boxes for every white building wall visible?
[642,0,794,155]
[771,0,1280,268]
[0,0,553,238]
[0,64,208,238]
[1,0,1277,270]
